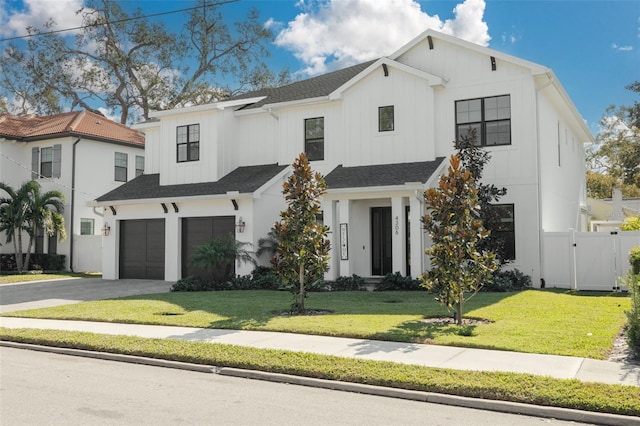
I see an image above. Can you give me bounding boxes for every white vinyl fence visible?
[543,230,640,291]
[73,234,103,273]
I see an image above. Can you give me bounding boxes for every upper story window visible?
[177,124,200,163]
[32,145,61,179]
[304,117,324,161]
[115,152,128,182]
[378,105,394,132]
[456,95,511,146]
[40,147,53,178]
[135,155,144,177]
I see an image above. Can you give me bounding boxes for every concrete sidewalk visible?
[1,316,638,387]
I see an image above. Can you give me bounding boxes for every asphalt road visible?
[0,278,172,313]
[0,346,591,426]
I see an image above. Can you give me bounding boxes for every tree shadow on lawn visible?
[135,289,519,344]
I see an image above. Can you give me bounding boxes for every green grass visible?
[3,289,630,359]
[0,272,101,285]
[1,327,638,417]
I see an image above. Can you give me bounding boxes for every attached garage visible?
[119,219,165,279]
[181,216,235,279]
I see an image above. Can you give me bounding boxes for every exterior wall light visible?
[102,222,111,236]
[236,217,246,233]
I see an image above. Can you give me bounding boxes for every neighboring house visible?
[588,188,640,232]
[94,30,593,287]
[0,110,145,272]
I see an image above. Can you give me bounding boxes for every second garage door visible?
[182,216,235,279]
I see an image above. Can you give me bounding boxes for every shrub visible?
[482,268,532,292]
[621,217,640,231]
[629,246,640,275]
[170,276,214,292]
[312,274,366,292]
[624,273,640,359]
[375,272,423,291]
[0,253,66,272]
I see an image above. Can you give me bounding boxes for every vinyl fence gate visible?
[543,230,640,291]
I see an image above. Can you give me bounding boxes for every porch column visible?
[338,199,352,277]
[322,199,338,281]
[391,196,406,276]
[409,192,424,279]
[165,214,180,281]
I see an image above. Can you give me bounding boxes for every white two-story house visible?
[0,110,145,272]
[95,30,592,286]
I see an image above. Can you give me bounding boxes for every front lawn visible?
[2,289,630,359]
[0,272,101,285]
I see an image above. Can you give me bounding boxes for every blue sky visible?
[1,0,638,135]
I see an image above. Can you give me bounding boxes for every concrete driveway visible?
[0,278,173,313]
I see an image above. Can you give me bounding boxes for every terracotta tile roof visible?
[0,110,144,146]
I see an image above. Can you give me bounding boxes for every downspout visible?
[70,138,81,272]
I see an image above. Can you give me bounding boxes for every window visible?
[115,152,128,182]
[40,147,53,178]
[32,145,61,179]
[304,117,324,161]
[177,124,200,162]
[80,218,95,235]
[378,105,394,132]
[486,204,515,260]
[456,95,511,146]
[135,155,144,177]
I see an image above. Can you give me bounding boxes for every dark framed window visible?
[115,152,128,182]
[80,218,95,235]
[177,124,200,162]
[378,105,394,132]
[135,155,144,177]
[40,147,53,178]
[486,204,515,260]
[304,117,324,161]
[456,95,511,146]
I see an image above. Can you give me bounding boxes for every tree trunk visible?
[24,235,33,272]
[298,264,305,313]
[12,231,22,272]
[456,292,464,326]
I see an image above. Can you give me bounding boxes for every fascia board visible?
[90,193,254,207]
[329,59,445,101]
[149,103,220,118]
[216,97,268,110]
[325,182,428,198]
[234,96,332,117]
[391,29,548,76]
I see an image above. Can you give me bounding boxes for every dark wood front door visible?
[371,207,392,276]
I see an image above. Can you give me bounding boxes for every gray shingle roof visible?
[96,164,287,202]
[230,60,377,110]
[325,159,445,190]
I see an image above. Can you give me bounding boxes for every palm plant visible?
[0,181,66,271]
[0,182,34,271]
[23,182,66,271]
[189,235,255,283]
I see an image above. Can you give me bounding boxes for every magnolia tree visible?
[273,153,330,314]
[420,155,498,325]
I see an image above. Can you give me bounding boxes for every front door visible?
[371,207,392,276]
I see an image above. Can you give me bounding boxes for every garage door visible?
[182,216,235,279]
[119,219,165,279]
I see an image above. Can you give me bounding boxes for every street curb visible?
[3,340,639,426]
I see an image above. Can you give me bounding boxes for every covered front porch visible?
[322,158,445,280]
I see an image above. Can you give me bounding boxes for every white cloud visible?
[0,0,85,38]
[274,0,490,75]
[611,43,633,52]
